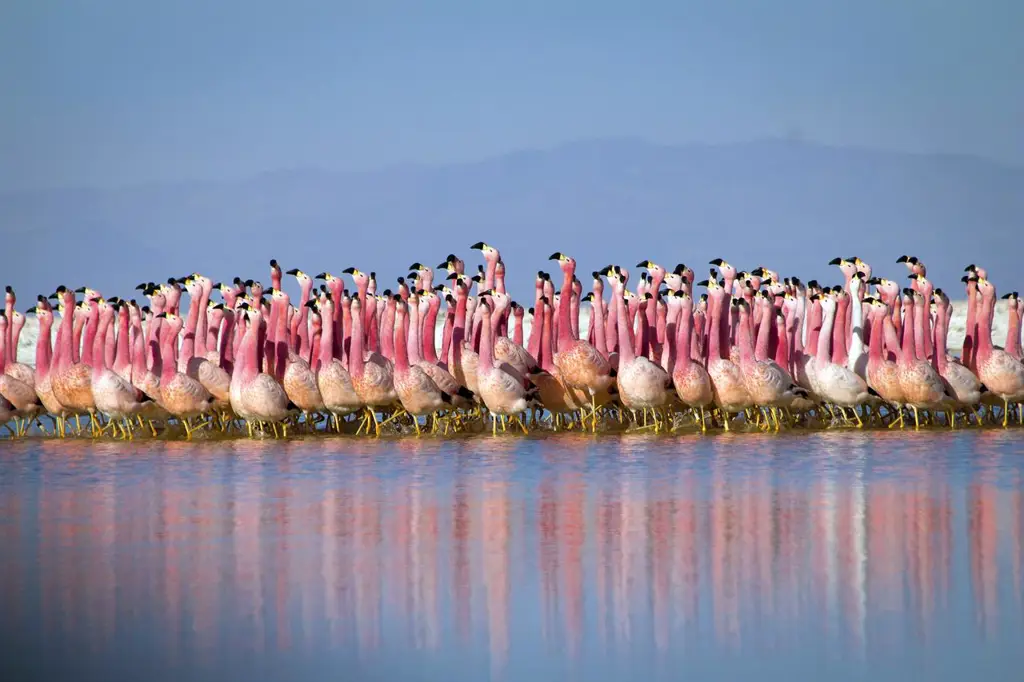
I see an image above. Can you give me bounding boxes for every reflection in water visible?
[1,432,1023,680]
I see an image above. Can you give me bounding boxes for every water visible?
[1,431,1022,681]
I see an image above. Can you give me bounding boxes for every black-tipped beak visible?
[156,312,167,319]
[135,283,147,291]
[74,286,87,293]
[696,279,710,287]
[446,273,459,281]
[408,263,423,271]
[304,300,318,308]
[432,284,445,291]
[341,267,356,275]
[314,272,327,280]
[213,303,225,310]
[961,275,970,283]
[25,306,37,314]
[896,255,908,263]
[548,252,563,261]
[636,260,650,268]
[437,261,451,269]
[750,267,764,277]
[964,264,976,272]
[285,268,300,276]
[867,277,881,285]
[47,293,59,300]
[828,257,842,266]
[470,241,485,250]
[708,258,724,267]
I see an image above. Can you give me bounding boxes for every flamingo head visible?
[708,258,736,279]
[4,285,14,306]
[287,268,313,287]
[248,281,264,298]
[848,271,865,296]
[471,241,501,262]
[342,267,370,290]
[548,252,576,274]
[637,260,666,279]
[828,257,858,279]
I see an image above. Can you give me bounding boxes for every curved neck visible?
[440,306,455,367]
[1006,302,1021,359]
[976,293,994,353]
[754,303,771,361]
[36,316,54,376]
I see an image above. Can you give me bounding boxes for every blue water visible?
[1,431,1022,681]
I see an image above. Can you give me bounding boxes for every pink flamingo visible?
[348,297,398,436]
[931,289,982,419]
[549,252,613,431]
[90,300,149,438]
[700,276,750,429]
[814,292,871,426]
[391,297,449,433]
[307,296,361,430]
[895,290,951,428]
[669,291,713,429]
[863,298,906,424]
[154,312,214,438]
[973,278,1024,426]
[475,299,530,435]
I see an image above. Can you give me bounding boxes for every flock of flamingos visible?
[2,244,1024,439]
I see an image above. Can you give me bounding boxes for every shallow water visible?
[1,431,1023,681]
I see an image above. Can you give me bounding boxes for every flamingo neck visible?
[736,308,755,367]
[478,310,494,370]
[540,305,554,371]
[296,281,313,358]
[816,305,835,368]
[754,303,772,361]
[196,286,212,357]
[933,305,949,372]
[832,297,849,365]
[774,313,789,369]
[614,291,636,365]
[900,300,916,364]
[976,292,995,356]
[394,309,410,372]
[349,304,365,380]
[675,305,693,369]
[319,306,335,368]
[437,307,453,367]
[868,313,885,362]
[408,302,424,365]
[159,325,179,384]
[592,296,607,358]
[1006,301,1021,359]
[423,299,440,364]
[274,298,289,383]
[557,267,574,348]
[113,309,131,373]
[36,317,54,377]
[81,305,100,367]
[913,297,927,361]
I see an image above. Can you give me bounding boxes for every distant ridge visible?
[5,138,1022,301]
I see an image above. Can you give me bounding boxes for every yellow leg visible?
[912,406,920,430]
[492,414,498,436]
[1004,399,1010,428]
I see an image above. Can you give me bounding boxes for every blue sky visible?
[2,0,1022,189]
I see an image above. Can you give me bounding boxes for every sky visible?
[2,0,1022,190]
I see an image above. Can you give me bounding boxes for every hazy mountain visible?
[5,138,1022,303]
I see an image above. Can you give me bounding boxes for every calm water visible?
[1,431,1023,681]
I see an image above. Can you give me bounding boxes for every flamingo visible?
[154,312,214,438]
[90,300,149,438]
[549,252,613,431]
[606,275,670,429]
[475,299,530,435]
[348,297,398,436]
[734,298,806,429]
[700,276,750,430]
[669,291,713,430]
[814,292,872,426]
[894,290,951,429]
[863,298,906,425]
[306,297,362,431]
[973,277,1024,426]
[390,297,450,434]
[931,289,983,421]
